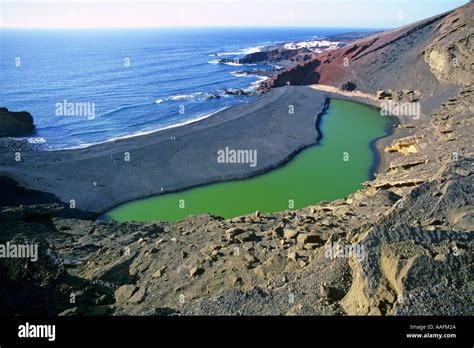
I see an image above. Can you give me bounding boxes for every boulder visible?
[296,233,322,245]
[225,227,245,240]
[283,229,298,239]
[189,266,203,277]
[341,81,356,91]
[287,250,299,262]
[376,90,392,100]
[0,107,35,136]
[114,285,137,304]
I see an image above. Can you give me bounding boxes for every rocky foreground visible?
[0,3,473,316]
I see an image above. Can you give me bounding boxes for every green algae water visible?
[102,99,394,222]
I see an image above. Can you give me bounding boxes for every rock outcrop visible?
[0,107,35,136]
[423,6,474,85]
[216,47,315,66]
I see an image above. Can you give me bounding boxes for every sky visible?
[0,0,469,29]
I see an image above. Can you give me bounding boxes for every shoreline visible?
[53,106,232,151]
[0,85,404,218]
[309,84,406,174]
[99,97,331,220]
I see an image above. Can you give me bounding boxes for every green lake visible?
[102,99,394,222]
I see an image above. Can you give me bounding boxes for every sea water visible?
[0,27,373,149]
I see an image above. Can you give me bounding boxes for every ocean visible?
[1,27,370,149]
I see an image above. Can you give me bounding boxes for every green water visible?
[103,99,394,222]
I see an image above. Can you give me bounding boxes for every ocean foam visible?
[22,137,47,144]
[169,94,194,101]
[240,46,264,55]
[209,51,241,56]
[56,107,230,151]
[251,76,269,87]
[156,92,204,104]
[211,45,263,57]
[226,62,244,66]
[230,71,248,77]
[284,39,341,52]
[207,60,243,66]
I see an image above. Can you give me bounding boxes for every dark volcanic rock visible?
[237,69,280,77]
[0,107,35,136]
[218,47,316,66]
[265,60,322,88]
[341,81,356,91]
[239,51,269,63]
[241,48,315,64]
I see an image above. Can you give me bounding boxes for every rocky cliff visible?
[0,107,35,136]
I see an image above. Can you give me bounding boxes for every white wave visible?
[169,94,194,101]
[59,142,95,150]
[155,92,203,104]
[209,51,241,56]
[240,46,264,55]
[222,61,243,66]
[210,45,263,57]
[250,76,269,87]
[270,64,283,69]
[230,71,248,77]
[208,59,243,66]
[57,108,230,151]
[21,137,46,144]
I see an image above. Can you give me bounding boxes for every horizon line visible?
[0,25,390,30]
